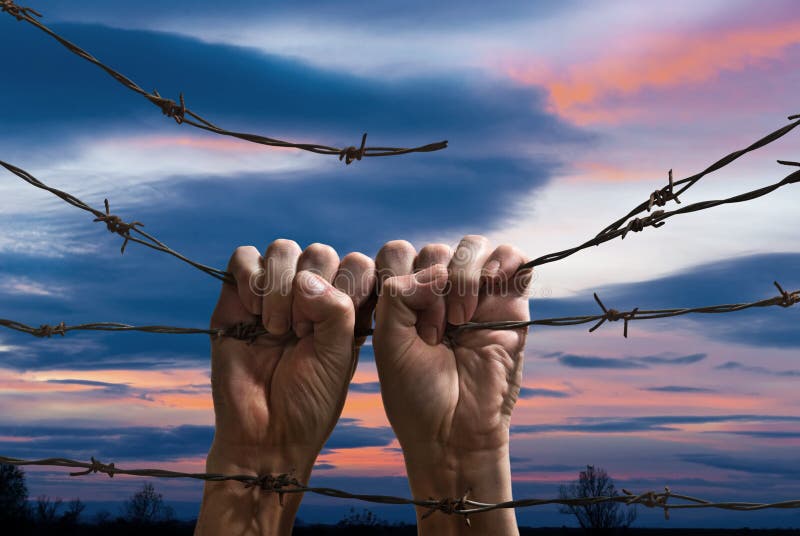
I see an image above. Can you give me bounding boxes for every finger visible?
[447,235,491,325]
[261,239,302,335]
[292,270,355,361]
[335,252,377,309]
[373,265,449,361]
[376,240,416,285]
[413,244,452,345]
[335,253,377,340]
[228,246,263,316]
[297,243,340,283]
[481,244,531,296]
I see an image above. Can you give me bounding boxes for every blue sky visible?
[1,0,800,528]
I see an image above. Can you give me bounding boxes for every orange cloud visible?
[506,19,800,124]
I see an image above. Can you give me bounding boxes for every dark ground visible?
[7,523,800,535]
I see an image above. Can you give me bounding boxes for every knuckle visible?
[267,238,301,256]
[230,245,258,265]
[341,251,374,269]
[419,243,451,259]
[461,234,489,247]
[379,240,415,258]
[304,242,339,261]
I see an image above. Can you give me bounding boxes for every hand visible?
[373,236,531,535]
[196,240,376,536]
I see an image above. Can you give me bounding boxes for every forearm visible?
[195,442,314,536]
[403,443,518,536]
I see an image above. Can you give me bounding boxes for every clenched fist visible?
[197,240,375,536]
[373,235,531,536]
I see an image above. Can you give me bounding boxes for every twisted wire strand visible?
[3,281,797,341]
[521,163,800,269]
[0,159,231,283]
[596,114,800,237]
[2,455,799,519]
[0,1,447,163]
[5,158,799,290]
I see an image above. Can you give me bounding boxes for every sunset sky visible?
[1,0,800,528]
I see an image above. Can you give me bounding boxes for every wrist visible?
[403,442,518,536]
[196,443,315,536]
[206,440,316,479]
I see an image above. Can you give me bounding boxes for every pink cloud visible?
[504,16,800,125]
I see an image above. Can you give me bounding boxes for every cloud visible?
[0,418,395,461]
[323,419,396,451]
[349,382,381,394]
[637,353,706,365]
[0,424,213,461]
[505,13,800,124]
[641,385,717,394]
[0,21,584,157]
[715,361,800,377]
[555,352,705,369]
[704,430,800,439]
[518,387,571,399]
[533,253,800,348]
[556,354,647,369]
[680,453,800,477]
[512,414,800,435]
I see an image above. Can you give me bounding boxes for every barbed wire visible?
[521,161,800,269]
[2,455,799,522]
[0,159,232,283]
[2,281,797,341]
[595,114,800,237]
[0,0,447,164]
[4,158,799,289]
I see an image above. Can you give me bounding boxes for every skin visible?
[373,236,531,536]
[196,235,530,535]
[196,240,375,536]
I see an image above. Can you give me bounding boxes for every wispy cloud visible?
[555,353,706,369]
[0,276,69,298]
[641,385,717,394]
[715,361,800,377]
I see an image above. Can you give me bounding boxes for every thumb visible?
[374,264,449,354]
[292,270,356,364]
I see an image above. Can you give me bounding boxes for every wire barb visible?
[339,133,368,165]
[648,169,681,211]
[589,294,639,338]
[149,90,186,124]
[31,322,66,338]
[93,199,144,254]
[0,0,40,21]
[69,456,116,478]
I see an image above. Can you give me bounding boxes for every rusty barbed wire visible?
[0,159,232,283]
[5,158,800,289]
[595,114,800,237]
[3,281,797,341]
[2,455,799,520]
[521,162,800,269]
[0,0,447,163]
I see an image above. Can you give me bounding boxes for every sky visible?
[1,0,800,528]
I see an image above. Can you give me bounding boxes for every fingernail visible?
[447,302,467,325]
[267,314,289,335]
[415,264,447,285]
[418,325,439,346]
[301,272,327,295]
[483,259,500,281]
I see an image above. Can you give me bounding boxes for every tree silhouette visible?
[122,482,175,525]
[34,494,63,524]
[559,465,636,533]
[0,463,29,527]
